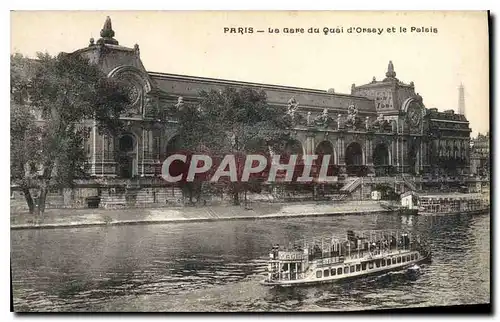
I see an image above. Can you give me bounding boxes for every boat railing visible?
[322,229,404,241]
[311,243,418,264]
[279,229,419,251]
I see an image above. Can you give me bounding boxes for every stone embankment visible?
[11,200,390,230]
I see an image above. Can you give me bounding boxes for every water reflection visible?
[11,212,490,312]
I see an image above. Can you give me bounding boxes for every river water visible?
[11,212,490,312]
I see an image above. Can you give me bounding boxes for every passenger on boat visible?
[313,244,322,256]
[271,244,279,258]
[390,236,397,249]
[401,234,410,249]
[382,239,389,252]
[307,244,322,261]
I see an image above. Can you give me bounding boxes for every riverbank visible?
[10,200,391,230]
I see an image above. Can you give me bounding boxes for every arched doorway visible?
[345,142,365,176]
[315,140,337,176]
[407,141,419,175]
[164,135,186,180]
[314,140,337,197]
[373,143,391,176]
[118,133,137,178]
[165,135,183,156]
[283,139,304,156]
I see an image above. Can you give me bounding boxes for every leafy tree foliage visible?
[10,52,130,214]
[174,87,292,205]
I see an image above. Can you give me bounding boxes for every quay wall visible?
[11,177,488,212]
[10,201,390,230]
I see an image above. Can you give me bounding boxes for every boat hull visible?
[418,208,490,216]
[261,254,431,287]
[398,209,418,216]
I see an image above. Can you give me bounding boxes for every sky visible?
[10,11,489,136]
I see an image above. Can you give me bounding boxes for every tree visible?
[10,52,130,215]
[172,100,213,205]
[175,87,292,205]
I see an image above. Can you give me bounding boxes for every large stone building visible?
[15,17,475,208]
[470,132,490,177]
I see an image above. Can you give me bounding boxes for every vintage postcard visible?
[10,11,490,313]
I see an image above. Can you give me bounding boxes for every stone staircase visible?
[400,175,419,192]
[329,177,362,201]
[340,177,362,193]
[100,187,184,209]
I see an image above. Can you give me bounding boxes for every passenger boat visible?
[417,193,490,216]
[380,201,418,216]
[261,230,431,287]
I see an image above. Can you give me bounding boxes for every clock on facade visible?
[407,101,422,127]
[122,79,143,115]
[127,83,141,106]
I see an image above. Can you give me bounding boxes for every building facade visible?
[470,132,490,177]
[19,17,476,208]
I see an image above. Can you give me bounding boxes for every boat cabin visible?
[266,230,429,285]
[417,193,487,214]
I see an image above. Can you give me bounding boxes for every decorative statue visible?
[175,96,185,110]
[144,96,160,119]
[144,95,152,110]
[391,120,397,132]
[337,114,342,128]
[377,113,385,123]
[365,116,370,130]
[348,104,358,117]
[307,112,312,126]
[287,97,299,119]
[134,43,140,56]
[321,108,328,119]
[314,108,331,127]
[345,104,359,128]
[373,113,388,131]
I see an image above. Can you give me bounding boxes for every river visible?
[11,212,490,312]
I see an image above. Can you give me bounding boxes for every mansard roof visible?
[354,60,415,89]
[148,71,377,114]
[426,108,468,122]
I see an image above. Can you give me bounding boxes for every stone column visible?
[338,136,346,176]
[141,128,146,177]
[101,133,105,176]
[424,140,428,171]
[338,137,345,165]
[149,129,153,156]
[365,138,374,176]
[365,138,373,165]
[396,136,400,172]
[91,120,97,176]
[305,134,315,155]
[401,137,405,173]
[419,140,423,172]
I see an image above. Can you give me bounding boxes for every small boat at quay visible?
[261,230,431,287]
[416,193,490,216]
[380,201,418,216]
